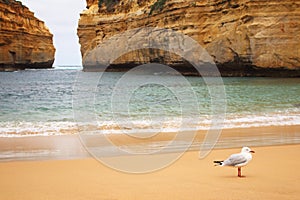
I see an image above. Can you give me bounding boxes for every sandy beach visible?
[0,143,299,200]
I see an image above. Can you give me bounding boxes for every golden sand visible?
[0,144,299,200]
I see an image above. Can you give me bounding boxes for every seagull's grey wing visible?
[223,153,247,166]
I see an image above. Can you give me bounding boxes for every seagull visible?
[214,147,255,177]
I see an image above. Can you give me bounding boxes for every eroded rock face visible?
[0,0,55,71]
[78,0,300,76]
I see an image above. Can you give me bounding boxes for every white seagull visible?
[214,147,255,177]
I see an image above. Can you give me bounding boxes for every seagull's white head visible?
[241,146,255,153]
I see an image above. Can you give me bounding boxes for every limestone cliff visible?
[0,0,55,71]
[78,0,300,76]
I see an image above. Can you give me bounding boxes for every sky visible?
[20,0,87,66]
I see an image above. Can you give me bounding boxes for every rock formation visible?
[78,0,300,76]
[0,0,55,71]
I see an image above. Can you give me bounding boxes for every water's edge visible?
[1,125,299,162]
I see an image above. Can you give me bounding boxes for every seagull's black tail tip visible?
[213,160,223,166]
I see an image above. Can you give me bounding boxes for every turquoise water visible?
[0,68,299,136]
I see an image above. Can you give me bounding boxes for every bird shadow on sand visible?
[218,175,254,179]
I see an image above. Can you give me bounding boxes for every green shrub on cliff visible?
[97,0,167,14]
[1,0,23,6]
[150,0,167,15]
[98,0,119,12]
[1,0,11,4]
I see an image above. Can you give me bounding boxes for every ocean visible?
[0,67,300,137]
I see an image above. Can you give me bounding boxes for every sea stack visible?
[0,0,55,71]
[78,0,300,77]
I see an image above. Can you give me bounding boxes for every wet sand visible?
[0,125,299,161]
[0,144,299,200]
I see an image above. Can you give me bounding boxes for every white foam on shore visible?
[0,111,299,137]
[0,121,78,137]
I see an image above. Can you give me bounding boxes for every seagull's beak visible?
[250,150,255,153]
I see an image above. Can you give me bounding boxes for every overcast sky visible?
[20,0,86,66]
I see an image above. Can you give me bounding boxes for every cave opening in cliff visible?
[8,50,16,64]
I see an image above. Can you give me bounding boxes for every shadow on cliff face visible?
[82,49,300,77]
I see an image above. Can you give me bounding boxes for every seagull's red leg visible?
[238,167,242,177]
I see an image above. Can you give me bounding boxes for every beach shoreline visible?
[0,144,299,200]
[0,125,299,161]
[0,125,299,199]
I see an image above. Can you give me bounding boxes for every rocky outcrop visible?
[0,0,55,71]
[78,0,300,76]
